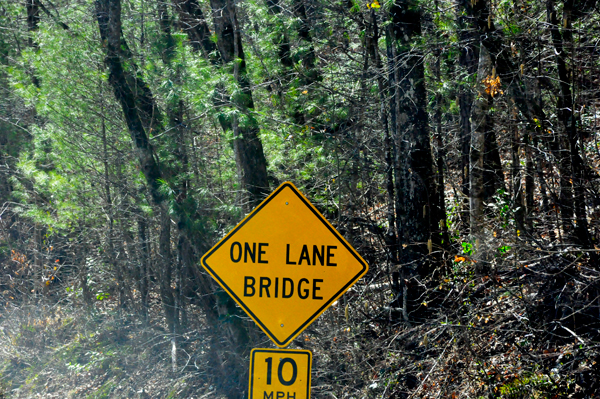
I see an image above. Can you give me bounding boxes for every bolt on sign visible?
[201,182,369,347]
[249,348,312,399]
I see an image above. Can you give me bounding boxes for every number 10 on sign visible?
[249,349,312,399]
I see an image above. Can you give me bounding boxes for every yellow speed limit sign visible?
[249,348,312,399]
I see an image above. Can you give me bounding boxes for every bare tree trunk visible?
[385,24,402,261]
[210,0,270,208]
[469,45,492,248]
[173,0,217,59]
[432,49,450,255]
[456,0,479,230]
[25,0,40,47]
[25,0,41,87]
[157,8,191,359]
[100,111,125,314]
[389,0,439,277]
[80,262,93,311]
[546,0,591,247]
[291,0,319,85]
[96,0,164,205]
[158,209,177,372]
[511,106,525,234]
[137,217,149,323]
[369,10,397,264]
[536,148,557,243]
[460,0,541,226]
[524,130,535,232]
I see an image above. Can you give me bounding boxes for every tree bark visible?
[389,0,439,275]
[458,0,505,235]
[469,45,492,242]
[137,217,150,323]
[292,0,319,85]
[524,130,535,231]
[546,0,591,247]
[369,10,398,264]
[456,0,479,222]
[25,0,40,50]
[173,0,218,61]
[432,50,450,253]
[511,106,525,233]
[96,0,164,206]
[174,0,271,208]
[210,0,270,208]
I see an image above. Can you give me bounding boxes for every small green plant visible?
[96,293,110,301]
[490,189,515,230]
[498,245,511,254]
[462,242,473,256]
[498,373,553,398]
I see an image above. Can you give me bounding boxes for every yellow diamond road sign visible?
[201,182,369,347]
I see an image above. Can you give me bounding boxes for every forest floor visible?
[2,242,600,398]
[0,294,214,399]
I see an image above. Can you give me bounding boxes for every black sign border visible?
[201,182,369,347]
[249,348,312,399]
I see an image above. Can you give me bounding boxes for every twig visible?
[408,344,449,399]
[561,325,586,345]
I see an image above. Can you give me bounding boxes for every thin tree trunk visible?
[460,0,505,209]
[370,10,397,264]
[536,145,557,243]
[292,0,319,85]
[462,0,546,211]
[385,24,402,260]
[469,45,492,244]
[148,0,181,351]
[456,0,479,230]
[483,123,504,199]
[137,217,149,323]
[25,0,41,87]
[25,0,40,48]
[385,14,409,322]
[157,9,189,366]
[100,111,124,314]
[158,208,177,355]
[524,130,535,231]
[96,0,164,205]
[546,0,590,247]
[511,105,525,234]
[433,50,450,253]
